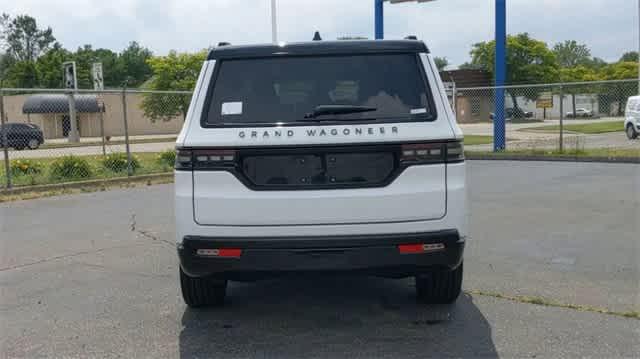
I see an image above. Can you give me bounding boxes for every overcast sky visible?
[1,0,637,67]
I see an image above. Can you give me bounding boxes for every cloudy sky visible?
[1,0,637,67]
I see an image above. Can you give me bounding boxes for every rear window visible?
[203,54,434,127]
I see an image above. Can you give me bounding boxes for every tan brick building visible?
[2,93,184,139]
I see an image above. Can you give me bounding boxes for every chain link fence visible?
[0,88,190,189]
[2,79,639,190]
[452,79,640,154]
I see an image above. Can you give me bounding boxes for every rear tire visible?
[27,138,40,150]
[626,124,638,140]
[180,267,227,307]
[416,262,463,304]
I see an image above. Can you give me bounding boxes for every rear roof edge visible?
[207,40,429,60]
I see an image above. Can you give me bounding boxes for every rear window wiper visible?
[304,105,377,120]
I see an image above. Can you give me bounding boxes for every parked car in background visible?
[566,108,593,118]
[0,123,45,150]
[490,107,534,121]
[624,96,639,139]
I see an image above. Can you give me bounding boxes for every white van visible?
[625,96,640,139]
[174,40,467,307]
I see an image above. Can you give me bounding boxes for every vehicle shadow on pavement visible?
[179,275,497,358]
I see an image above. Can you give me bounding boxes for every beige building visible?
[2,93,185,139]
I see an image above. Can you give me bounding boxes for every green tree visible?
[457,62,483,70]
[619,51,638,63]
[118,41,152,87]
[71,44,97,89]
[583,57,608,70]
[4,60,38,87]
[434,56,449,71]
[141,50,206,122]
[469,33,559,113]
[35,42,69,88]
[0,13,55,62]
[598,62,638,115]
[600,61,638,80]
[558,65,599,117]
[0,51,15,85]
[552,40,591,68]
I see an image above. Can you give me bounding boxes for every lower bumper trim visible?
[178,230,464,279]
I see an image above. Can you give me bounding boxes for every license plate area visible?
[241,147,397,189]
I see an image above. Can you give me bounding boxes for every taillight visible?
[446,141,465,163]
[175,148,238,171]
[193,149,237,169]
[175,149,193,170]
[401,143,445,164]
[400,140,464,164]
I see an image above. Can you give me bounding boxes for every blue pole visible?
[494,0,506,151]
[375,0,384,40]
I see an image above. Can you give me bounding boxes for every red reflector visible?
[218,248,242,258]
[398,244,425,254]
[196,248,242,258]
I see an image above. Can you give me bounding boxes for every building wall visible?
[2,93,185,139]
[454,96,493,123]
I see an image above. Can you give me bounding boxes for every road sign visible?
[92,63,104,90]
[537,91,553,108]
[62,61,77,90]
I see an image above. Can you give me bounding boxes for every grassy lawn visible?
[464,135,493,146]
[0,152,175,188]
[522,121,624,134]
[466,147,640,158]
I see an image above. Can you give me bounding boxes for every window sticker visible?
[410,108,427,115]
[221,102,243,115]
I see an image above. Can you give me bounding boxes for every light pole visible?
[494,0,506,151]
[271,0,278,44]
[374,0,437,40]
[637,0,639,94]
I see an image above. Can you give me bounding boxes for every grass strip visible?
[0,173,173,202]
[463,135,494,146]
[522,121,624,134]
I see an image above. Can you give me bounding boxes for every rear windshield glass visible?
[203,54,434,126]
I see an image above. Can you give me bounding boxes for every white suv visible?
[625,96,640,139]
[175,40,467,307]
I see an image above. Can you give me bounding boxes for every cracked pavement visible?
[0,161,638,358]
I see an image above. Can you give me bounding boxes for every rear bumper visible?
[178,230,464,280]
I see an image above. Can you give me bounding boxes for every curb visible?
[466,154,640,164]
[0,172,173,195]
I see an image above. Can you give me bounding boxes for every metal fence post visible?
[67,91,79,143]
[452,83,457,116]
[559,84,564,152]
[1,90,11,189]
[99,103,106,157]
[121,87,133,176]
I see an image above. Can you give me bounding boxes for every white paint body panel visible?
[193,164,446,226]
[625,95,640,132]
[175,52,467,243]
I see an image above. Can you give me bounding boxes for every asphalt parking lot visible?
[1,161,638,358]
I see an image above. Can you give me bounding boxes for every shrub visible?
[49,156,93,180]
[101,153,141,173]
[10,159,43,176]
[156,150,176,168]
